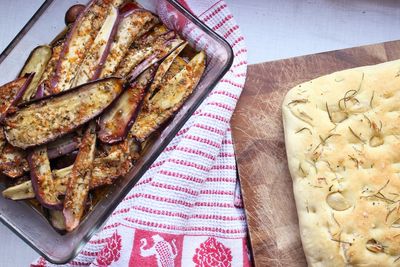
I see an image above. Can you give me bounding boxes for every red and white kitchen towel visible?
[33,0,249,266]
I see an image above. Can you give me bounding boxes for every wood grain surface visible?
[231,40,400,267]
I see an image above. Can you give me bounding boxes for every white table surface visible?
[0,0,399,266]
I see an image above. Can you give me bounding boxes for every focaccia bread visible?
[282,60,400,267]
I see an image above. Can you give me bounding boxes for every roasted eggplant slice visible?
[0,144,28,179]
[72,7,120,87]
[130,51,206,141]
[19,46,52,102]
[1,180,35,200]
[0,74,33,121]
[63,123,96,231]
[145,42,187,104]
[98,66,156,143]
[51,0,125,93]
[28,147,62,209]
[99,6,159,78]
[2,155,129,201]
[133,24,170,48]
[37,43,64,98]
[150,51,206,110]
[4,77,124,149]
[115,31,177,77]
[53,165,72,196]
[91,140,132,188]
[49,210,66,231]
[162,56,187,83]
[127,38,184,82]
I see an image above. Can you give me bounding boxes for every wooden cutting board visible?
[231,40,400,267]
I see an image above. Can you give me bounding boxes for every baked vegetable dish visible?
[0,0,206,232]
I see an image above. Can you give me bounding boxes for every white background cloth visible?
[0,0,400,266]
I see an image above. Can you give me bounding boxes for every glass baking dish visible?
[0,0,233,264]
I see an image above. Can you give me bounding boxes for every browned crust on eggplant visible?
[19,46,52,102]
[98,66,156,143]
[99,9,159,78]
[130,52,206,141]
[160,56,187,86]
[37,43,64,97]
[4,77,124,149]
[51,0,126,93]
[145,44,187,106]
[0,74,33,121]
[28,147,62,209]
[115,31,177,77]
[63,123,96,231]
[132,24,169,48]
[91,139,132,187]
[0,144,28,178]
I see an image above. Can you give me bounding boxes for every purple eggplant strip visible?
[47,134,80,159]
[99,6,159,78]
[28,147,62,210]
[51,0,125,93]
[127,38,184,83]
[145,42,187,104]
[63,123,96,231]
[4,77,123,149]
[98,66,156,144]
[72,6,121,87]
[130,51,206,142]
[19,45,52,102]
[114,30,176,78]
[0,74,34,122]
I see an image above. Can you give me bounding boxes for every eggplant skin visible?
[4,77,124,149]
[28,147,62,210]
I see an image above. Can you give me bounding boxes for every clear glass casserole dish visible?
[0,0,233,263]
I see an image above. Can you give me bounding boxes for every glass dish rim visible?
[0,0,234,264]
